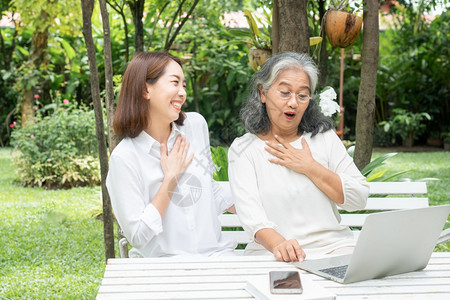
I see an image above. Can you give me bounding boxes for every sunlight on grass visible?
[0,148,105,299]
[371,152,450,205]
[371,151,450,251]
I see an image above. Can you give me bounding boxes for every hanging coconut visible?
[324,10,362,48]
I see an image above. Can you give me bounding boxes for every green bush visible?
[10,100,101,189]
[376,9,449,137]
[373,126,395,147]
[379,108,431,145]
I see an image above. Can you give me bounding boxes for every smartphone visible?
[269,271,303,294]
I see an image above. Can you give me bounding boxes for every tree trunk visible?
[99,0,120,151]
[148,1,170,49]
[277,0,309,54]
[127,0,145,52]
[99,0,120,255]
[21,10,49,126]
[122,12,130,62]
[354,0,379,170]
[106,0,130,62]
[318,0,328,86]
[81,0,115,260]
[21,90,34,126]
[164,0,200,50]
[272,0,279,55]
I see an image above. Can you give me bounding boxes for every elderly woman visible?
[228,52,369,262]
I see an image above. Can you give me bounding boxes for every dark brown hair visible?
[113,51,186,139]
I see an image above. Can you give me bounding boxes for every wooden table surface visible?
[97,252,450,299]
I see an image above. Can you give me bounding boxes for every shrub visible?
[10,100,101,189]
[379,108,430,146]
[376,10,449,136]
[373,126,396,147]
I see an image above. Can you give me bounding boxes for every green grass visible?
[0,148,106,299]
[371,151,450,252]
[0,148,448,298]
[371,152,450,207]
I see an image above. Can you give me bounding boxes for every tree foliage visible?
[9,0,82,124]
[0,0,448,147]
[376,5,449,138]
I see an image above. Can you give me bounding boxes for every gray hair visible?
[240,52,332,136]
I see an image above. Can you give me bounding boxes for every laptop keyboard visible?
[319,265,348,279]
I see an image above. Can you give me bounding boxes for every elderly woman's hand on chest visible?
[264,134,317,175]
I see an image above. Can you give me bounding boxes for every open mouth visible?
[284,112,296,119]
[171,101,182,111]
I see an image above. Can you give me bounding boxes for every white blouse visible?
[228,130,369,257]
[106,112,236,257]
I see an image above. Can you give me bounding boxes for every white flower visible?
[319,87,340,117]
[319,86,337,101]
[320,98,340,117]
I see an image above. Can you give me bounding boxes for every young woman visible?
[107,52,236,257]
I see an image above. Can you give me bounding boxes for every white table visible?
[97,252,450,299]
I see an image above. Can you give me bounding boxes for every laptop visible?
[295,205,450,284]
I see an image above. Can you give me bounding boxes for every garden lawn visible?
[371,151,450,251]
[371,151,450,207]
[0,148,448,299]
[0,148,106,299]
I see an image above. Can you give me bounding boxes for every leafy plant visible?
[372,127,395,147]
[376,9,449,138]
[228,9,272,50]
[328,0,362,13]
[442,132,450,142]
[10,99,101,189]
[228,9,322,50]
[328,0,349,11]
[211,146,229,181]
[179,15,248,146]
[379,108,431,145]
[360,152,409,182]
[346,146,408,182]
[358,151,439,183]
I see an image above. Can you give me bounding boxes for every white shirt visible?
[106,112,237,257]
[228,130,369,257]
